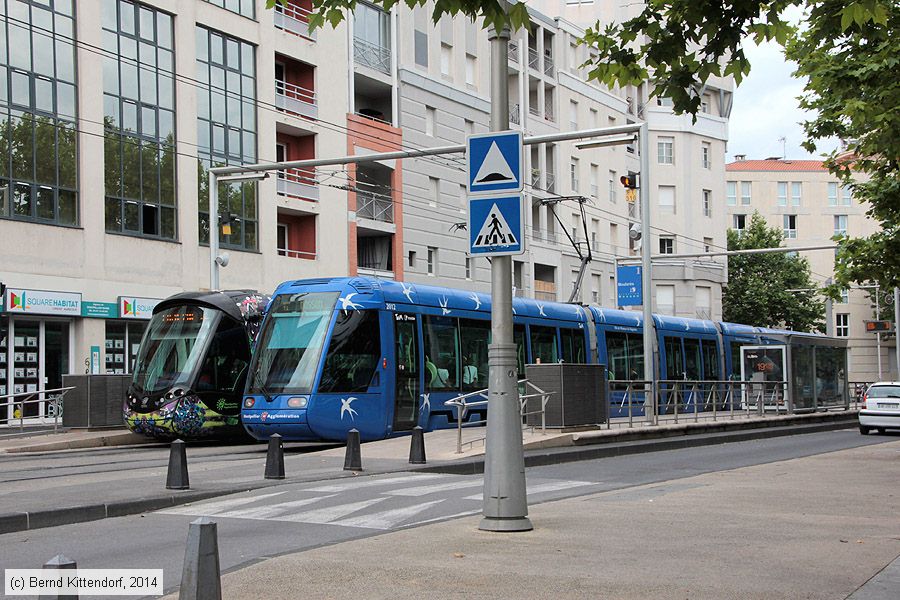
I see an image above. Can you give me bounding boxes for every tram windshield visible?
[132,306,220,395]
[248,292,339,396]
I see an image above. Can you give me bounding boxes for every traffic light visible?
[620,171,639,189]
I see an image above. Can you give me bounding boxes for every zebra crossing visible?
[158,473,598,531]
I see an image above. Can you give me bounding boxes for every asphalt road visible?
[0,428,893,599]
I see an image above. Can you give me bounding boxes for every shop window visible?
[105,320,148,374]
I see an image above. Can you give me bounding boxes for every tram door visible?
[740,346,787,411]
[393,314,419,431]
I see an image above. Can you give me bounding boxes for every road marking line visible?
[463,480,595,501]
[216,495,337,520]
[332,499,446,530]
[404,508,481,528]
[385,479,483,497]
[305,473,446,493]
[278,497,387,524]
[158,491,287,516]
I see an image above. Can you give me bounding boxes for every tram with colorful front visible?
[241,277,848,442]
[124,290,269,440]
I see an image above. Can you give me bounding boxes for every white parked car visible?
[859,382,900,435]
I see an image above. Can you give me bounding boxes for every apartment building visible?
[725,158,888,382]
[0,0,354,413]
[394,2,732,320]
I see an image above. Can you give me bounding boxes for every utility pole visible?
[895,287,899,380]
[639,122,655,424]
[479,24,531,533]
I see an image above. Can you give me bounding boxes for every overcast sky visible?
[727,35,840,162]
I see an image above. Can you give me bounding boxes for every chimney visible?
[734,154,746,161]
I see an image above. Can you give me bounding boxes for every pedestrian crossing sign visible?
[467,131,523,194]
[468,195,524,256]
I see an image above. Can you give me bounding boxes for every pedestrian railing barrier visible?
[0,386,76,432]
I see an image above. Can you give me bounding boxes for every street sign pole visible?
[895,287,899,380]
[639,122,656,425]
[479,24,531,533]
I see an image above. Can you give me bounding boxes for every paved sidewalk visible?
[178,438,900,600]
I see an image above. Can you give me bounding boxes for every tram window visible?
[729,342,742,378]
[196,318,251,401]
[702,340,720,380]
[530,325,559,364]
[460,318,490,391]
[664,336,684,380]
[683,338,701,380]
[514,325,526,378]
[319,310,381,394]
[423,316,459,391]
[606,332,629,380]
[560,328,586,363]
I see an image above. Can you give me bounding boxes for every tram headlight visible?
[287,397,308,409]
[244,397,256,408]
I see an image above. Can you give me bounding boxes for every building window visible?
[569,100,578,131]
[701,142,710,169]
[427,246,436,275]
[841,184,852,205]
[203,0,254,18]
[659,237,674,254]
[834,214,848,237]
[839,288,849,304]
[783,214,797,239]
[696,286,711,319]
[465,257,472,280]
[465,54,476,86]
[778,182,788,207]
[656,96,673,107]
[835,313,849,337]
[196,26,258,250]
[590,164,599,199]
[103,1,176,239]
[608,170,617,203]
[827,182,837,206]
[658,185,675,213]
[413,6,428,68]
[1,0,78,226]
[440,44,452,77]
[741,181,752,205]
[570,158,579,192]
[791,181,801,206]
[733,214,746,231]
[700,94,711,114]
[408,250,416,268]
[726,181,736,206]
[657,137,673,164]
[656,284,675,315]
[702,189,711,217]
[703,237,713,252]
[425,106,436,137]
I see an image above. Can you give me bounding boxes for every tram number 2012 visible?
[386,303,397,311]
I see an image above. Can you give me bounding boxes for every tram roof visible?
[587,307,644,328]
[154,290,265,323]
[718,322,760,336]
[273,277,587,322]
[652,314,719,335]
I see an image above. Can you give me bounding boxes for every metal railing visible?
[275,79,317,120]
[274,2,316,40]
[277,247,317,260]
[528,47,540,70]
[1,386,76,432]
[276,167,319,201]
[509,40,520,64]
[543,53,554,76]
[354,111,393,126]
[356,191,394,223]
[545,172,556,193]
[509,103,520,125]
[606,379,813,428]
[444,380,553,454]
[528,103,540,118]
[544,101,555,123]
[353,37,391,74]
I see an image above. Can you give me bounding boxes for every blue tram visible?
[241,277,847,442]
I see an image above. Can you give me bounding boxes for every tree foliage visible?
[723,212,824,332]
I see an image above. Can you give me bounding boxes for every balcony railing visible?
[544,101,555,122]
[354,37,391,75]
[528,47,540,70]
[357,191,394,223]
[355,110,393,126]
[275,79,317,120]
[277,167,319,201]
[530,168,541,188]
[509,40,520,64]
[543,53,554,76]
[277,247,317,259]
[545,172,556,193]
[509,103,520,125]
[528,103,540,118]
[274,2,316,40]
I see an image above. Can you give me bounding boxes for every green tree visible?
[724,212,824,332]
[285,0,899,290]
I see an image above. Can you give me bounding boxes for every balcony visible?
[543,53,554,76]
[528,103,540,118]
[278,247,317,259]
[276,79,317,120]
[545,172,556,194]
[277,167,319,202]
[534,279,557,302]
[528,47,540,70]
[274,2,316,40]
[509,40,520,64]
[356,191,394,223]
[354,37,391,75]
[531,229,558,244]
[544,100,555,123]
[509,103,520,125]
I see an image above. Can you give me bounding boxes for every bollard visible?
[40,554,77,600]
[408,426,426,464]
[343,429,362,471]
[166,439,190,490]
[264,433,285,479]
[179,517,221,600]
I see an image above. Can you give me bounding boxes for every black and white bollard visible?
[40,554,77,600]
[179,517,222,600]
[408,426,426,464]
[166,439,190,490]
[264,433,285,479]
[343,428,362,471]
